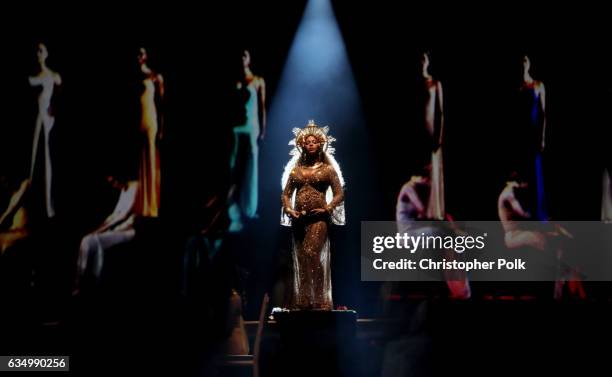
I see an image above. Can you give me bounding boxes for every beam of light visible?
[265,0,362,133]
[262,0,367,201]
[256,0,371,313]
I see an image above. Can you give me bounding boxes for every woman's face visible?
[420,53,429,70]
[522,55,531,72]
[37,43,48,64]
[242,50,251,68]
[138,48,148,65]
[303,135,321,156]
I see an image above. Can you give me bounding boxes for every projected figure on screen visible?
[396,167,436,230]
[136,47,164,218]
[498,173,584,299]
[74,178,139,291]
[396,165,470,299]
[281,120,345,310]
[498,174,544,249]
[416,51,445,220]
[518,55,548,222]
[29,43,61,218]
[228,49,266,232]
[0,179,31,255]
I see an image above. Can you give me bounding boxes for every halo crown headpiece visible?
[288,119,336,155]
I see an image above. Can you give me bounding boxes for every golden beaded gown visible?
[137,76,161,217]
[282,162,344,310]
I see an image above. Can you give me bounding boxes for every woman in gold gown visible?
[281,120,345,310]
[136,47,164,218]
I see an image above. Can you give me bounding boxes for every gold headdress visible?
[289,119,337,156]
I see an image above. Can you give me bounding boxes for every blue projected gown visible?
[520,85,548,222]
[229,80,260,231]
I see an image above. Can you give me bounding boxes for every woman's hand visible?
[286,208,301,219]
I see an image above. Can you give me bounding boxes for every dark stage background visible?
[0,1,611,375]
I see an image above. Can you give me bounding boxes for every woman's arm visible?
[96,182,138,233]
[0,180,30,228]
[282,170,299,218]
[508,192,530,219]
[397,181,425,219]
[257,77,266,140]
[156,73,165,140]
[29,73,43,86]
[325,166,345,213]
[54,72,62,86]
[435,80,444,150]
[538,81,546,151]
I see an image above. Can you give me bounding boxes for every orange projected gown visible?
[137,76,161,217]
